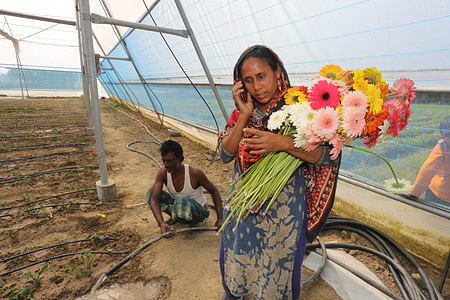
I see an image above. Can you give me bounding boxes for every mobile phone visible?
[234,79,248,104]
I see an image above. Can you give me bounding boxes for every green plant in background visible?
[11,172,22,182]
[66,250,95,279]
[54,235,68,243]
[8,264,49,300]
[21,193,29,202]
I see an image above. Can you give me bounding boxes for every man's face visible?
[162,152,183,173]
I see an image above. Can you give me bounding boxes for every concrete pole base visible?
[96,179,117,202]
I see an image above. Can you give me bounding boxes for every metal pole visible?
[90,13,188,38]
[78,0,111,188]
[98,56,130,61]
[16,55,29,98]
[14,50,24,99]
[99,0,164,126]
[75,1,94,129]
[174,0,229,122]
[0,9,76,26]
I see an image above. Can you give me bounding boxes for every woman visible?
[218,45,340,299]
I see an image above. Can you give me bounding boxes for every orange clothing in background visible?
[412,139,450,203]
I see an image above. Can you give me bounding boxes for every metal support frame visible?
[75,3,94,129]
[98,55,130,61]
[91,13,188,38]
[0,9,76,26]
[174,0,229,122]
[98,0,165,126]
[78,0,115,201]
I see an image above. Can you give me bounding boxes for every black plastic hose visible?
[0,237,114,263]
[0,188,96,211]
[126,141,162,168]
[1,143,89,153]
[0,150,89,164]
[90,226,217,293]
[0,251,125,277]
[0,202,100,218]
[0,166,96,185]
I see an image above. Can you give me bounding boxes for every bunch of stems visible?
[219,125,303,232]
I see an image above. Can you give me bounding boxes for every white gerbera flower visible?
[267,110,288,130]
[384,178,413,194]
[293,132,307,149]
[289,102,316,130]
[377,119,391,142]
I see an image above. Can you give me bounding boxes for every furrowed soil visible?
[0,97,447,300]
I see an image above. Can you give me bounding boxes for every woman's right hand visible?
[232,81,254,117]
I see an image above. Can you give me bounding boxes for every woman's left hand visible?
[243,128,291,155]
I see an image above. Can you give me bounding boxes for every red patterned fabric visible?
[304,162,340,241]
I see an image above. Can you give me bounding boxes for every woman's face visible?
[240,57,281,107]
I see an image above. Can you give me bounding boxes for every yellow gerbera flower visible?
[320,64,343,80]
[284,87,308,105]
[352,69,368,92]
[366,84,383,114]
[364,67,385,86]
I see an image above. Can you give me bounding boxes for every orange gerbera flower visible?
[379,83,389,99]
[363,111,386,135]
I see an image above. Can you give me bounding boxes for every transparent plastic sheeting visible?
[0,67,82,90]
[99,0,450,90]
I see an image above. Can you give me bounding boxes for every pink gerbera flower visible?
[342,90,368,111]
[342,106,366,138]
[312,107,340,140]
[330,134,344,160]
[398,106,412,131]
[308,79,341,110]
[390,78,416,104]
[305,124,322,144]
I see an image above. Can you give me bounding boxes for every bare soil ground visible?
[0,97,447,300]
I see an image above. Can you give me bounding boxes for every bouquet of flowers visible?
[220,64,416,232]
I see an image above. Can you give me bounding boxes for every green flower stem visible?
[345,144,398,184]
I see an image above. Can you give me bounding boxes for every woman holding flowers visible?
[218,45,340,300]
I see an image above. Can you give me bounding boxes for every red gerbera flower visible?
[364,130,379,148]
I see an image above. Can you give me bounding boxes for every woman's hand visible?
[243,128,290,155]
[232,81,254,117]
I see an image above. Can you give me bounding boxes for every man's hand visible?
[159,222,174,234]
[214,218,223,231]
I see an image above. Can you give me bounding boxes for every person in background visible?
[147,140,223,233]
[409,116,450,207]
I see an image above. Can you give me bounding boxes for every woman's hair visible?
[233,45,291,87]
[160,140,183,158]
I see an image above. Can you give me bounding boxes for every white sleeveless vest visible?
[166,164,208,207]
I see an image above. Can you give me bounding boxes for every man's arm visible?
[150,168,173,233]
[194,168,223,229]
